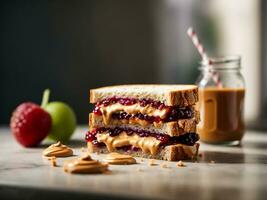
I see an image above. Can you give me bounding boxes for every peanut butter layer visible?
[100,103,170,125]
[103,152,136,165]
[97,132,161,155]
[43,141,73,157]
[63,154,108,174]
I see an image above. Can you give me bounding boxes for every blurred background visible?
[0,0,264,126]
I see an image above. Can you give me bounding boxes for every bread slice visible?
[89,113,199,137]
[90,84,198,106]
[88,142,200,161]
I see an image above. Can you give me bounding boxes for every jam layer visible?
[95,97,166,108]
[85,127,199,147]
[93,97,194,122]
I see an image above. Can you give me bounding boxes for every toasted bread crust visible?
[89,113,199,136]
[168,88,198,107]
[90,84,198,106]
[87,142,199,161]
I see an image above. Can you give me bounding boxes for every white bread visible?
[89,113,199,137]
[90,84,198,106]
[88,142,200,161]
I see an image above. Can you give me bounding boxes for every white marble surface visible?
[1,126,267,200]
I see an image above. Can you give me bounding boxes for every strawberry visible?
[10,102,52,147]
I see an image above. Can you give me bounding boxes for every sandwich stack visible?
[86,85,200,161]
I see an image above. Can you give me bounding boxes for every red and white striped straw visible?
[187,27,222,87]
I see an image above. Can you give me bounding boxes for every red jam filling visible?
[85,127,199,147]
[93,97,193,122]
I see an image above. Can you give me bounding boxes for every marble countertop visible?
[1,126,267,200]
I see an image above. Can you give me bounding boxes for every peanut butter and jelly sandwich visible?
[86,85,200,161]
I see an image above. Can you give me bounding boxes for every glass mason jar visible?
[196,55,245,144]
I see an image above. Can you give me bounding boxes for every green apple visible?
[41,89,76,142]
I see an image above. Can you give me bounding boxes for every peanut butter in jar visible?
[196,56,245,144]
[197,88,245,143]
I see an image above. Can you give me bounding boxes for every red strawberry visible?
[10,102,51,147]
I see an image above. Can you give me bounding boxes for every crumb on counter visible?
[176,160,185,167]
[104,170,112,175]
[136,168,142,172]
[210,160,216,164]
[140,158,144,162]
[160,162,168,168]
[148,159,157,166]
[47,156,56,160]
[50,157,57,167]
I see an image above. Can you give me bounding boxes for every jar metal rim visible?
[199,55,241,70]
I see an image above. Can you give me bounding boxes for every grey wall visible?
[261,1,267,118]
[0,0,159,124]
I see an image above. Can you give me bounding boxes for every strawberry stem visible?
[41,89,50,108]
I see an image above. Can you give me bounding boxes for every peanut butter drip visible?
[63,154,108,174]
[42,141,73,157]
[100,103,169,125]
[97,132,161,155]
[103,152,136,165]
